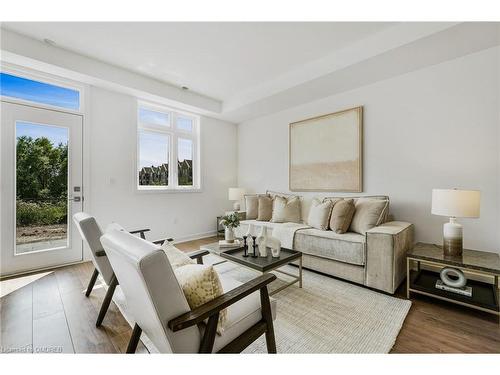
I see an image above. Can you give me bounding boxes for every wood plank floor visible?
[1,236,499,353]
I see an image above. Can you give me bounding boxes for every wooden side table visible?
[406,242,500,319]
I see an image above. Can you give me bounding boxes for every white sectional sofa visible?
[236,193,414,294]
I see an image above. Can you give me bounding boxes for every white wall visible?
[86,87,237,248]
[238,47,500,254]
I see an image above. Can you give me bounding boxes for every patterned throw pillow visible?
[174,264,227,334]
[161,241,196,269]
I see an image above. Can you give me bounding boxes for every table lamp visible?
[431,188,480,256]
[228,187,245,211]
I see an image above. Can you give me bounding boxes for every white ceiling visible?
[2,22,498,123]
[2,22,396,100]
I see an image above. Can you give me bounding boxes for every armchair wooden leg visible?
[198,313,219,353]
[126,323,142,353]
[96,275,118,327]
[260,286,276,353]
[196,257,203,265]
[85,268,99,297]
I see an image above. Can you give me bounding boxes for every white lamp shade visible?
[431,189,480,218]
[228,187,245,201]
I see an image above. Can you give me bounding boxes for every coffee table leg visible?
[299,256,303,288]
[495,275,499,324]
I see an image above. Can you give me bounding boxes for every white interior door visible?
[1,101,83,276]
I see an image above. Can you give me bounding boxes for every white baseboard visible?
[173,230,217,244]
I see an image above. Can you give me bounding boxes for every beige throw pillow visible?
[271,195,301,223]
[329,199,356,234]
[349,198,390,235]
[257,195,273,221]
[307,198,333,230]
[174,264,227,334]
[161,241,196,269]
[245,195,259,220]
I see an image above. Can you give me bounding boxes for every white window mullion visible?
[192,138,198,189]
[172,133,178,189]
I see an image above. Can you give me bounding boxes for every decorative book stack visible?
[218,239,242,248]
[435,280,473,297]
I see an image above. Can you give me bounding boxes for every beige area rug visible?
[112,254,411,353]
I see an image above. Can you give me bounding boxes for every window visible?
[137,103,199,190]
[0,72,81,110]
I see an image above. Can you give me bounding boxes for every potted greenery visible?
[219,213,240,243]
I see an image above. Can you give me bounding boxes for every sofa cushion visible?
[294,229,366,266]
[257,195,273,221]
[271,195,301,223]
[307,198,333,230]
[244,195,260,220]
[350,198,389,235]
[329,198,356,234]
[267,191,305,222]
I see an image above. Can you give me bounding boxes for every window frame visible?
[0,63,85,114]
[136,101,200,192]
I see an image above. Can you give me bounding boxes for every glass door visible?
[1,101,83,276]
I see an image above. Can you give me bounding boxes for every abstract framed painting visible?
[289,106,363,192]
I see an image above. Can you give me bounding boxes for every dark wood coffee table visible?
[201,242,302,296]
[407,242,500,319]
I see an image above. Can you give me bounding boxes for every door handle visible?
[68,196,82,202]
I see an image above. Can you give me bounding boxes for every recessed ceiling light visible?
[181,86,189,91]
[43,38,56,46]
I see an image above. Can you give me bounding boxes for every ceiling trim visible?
[1,23,498,124]
[221,22,500,123]
[223,22,459,113]
[0,28,223,115]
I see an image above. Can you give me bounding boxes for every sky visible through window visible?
[139,131,169,169]
[139,107,169,126]
[139,133,193,169]
[178,138,192,161]
[177,116,193,132]
[139,107,194,170]
[1,72,80,110]
[16,122,68,146]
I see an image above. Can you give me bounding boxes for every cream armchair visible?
[73,212,118,327]
[73,213,207,327]
[100,228,277,353]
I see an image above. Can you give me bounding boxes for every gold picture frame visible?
[289,106,363,192]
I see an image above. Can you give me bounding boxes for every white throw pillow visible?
[271,195,301,223]
[161,241,196,269]
[174,264,227,334]
[307,198,333,230]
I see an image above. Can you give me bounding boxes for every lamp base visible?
[443,217,463,257]
[233,201,240,211]
[443,238,463,257]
